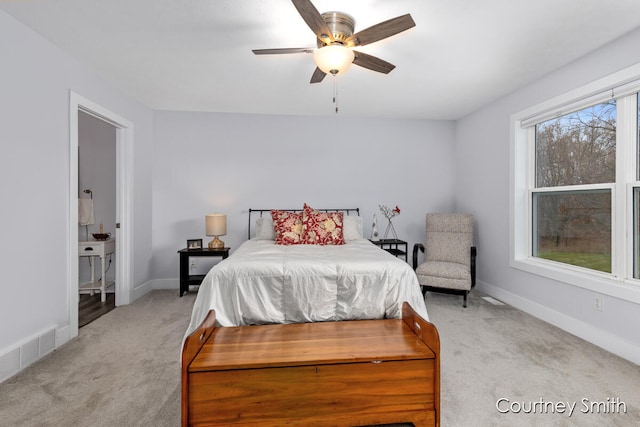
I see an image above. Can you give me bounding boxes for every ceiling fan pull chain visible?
[333,76,339,114]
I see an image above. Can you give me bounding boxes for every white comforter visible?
[184,239,428,336]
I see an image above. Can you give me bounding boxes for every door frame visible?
[68,91,134,337]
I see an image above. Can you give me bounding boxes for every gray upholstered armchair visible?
[412,213,477,307]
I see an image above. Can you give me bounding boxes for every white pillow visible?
[343,216,363,241]
[254,217,276,240]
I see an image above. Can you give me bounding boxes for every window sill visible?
[510,257,640,305]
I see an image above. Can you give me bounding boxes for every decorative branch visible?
[379,205,400,240]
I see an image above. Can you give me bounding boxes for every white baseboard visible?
[56,325,71,348]
[1,279,182,384]
[150,278,180,290]
[0,325,57,383]
[131,279,155,301]
[131,278,179,301]
[477,280,640,365]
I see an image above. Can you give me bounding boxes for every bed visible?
[183,207,429,336]
[181,207,439,426]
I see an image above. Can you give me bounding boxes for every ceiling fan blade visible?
[310,67,326,84]
[291,0,335,44]
[352,51,396,74]
[252,47,314,55]
[346,14,415,47]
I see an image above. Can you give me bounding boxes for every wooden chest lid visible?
[189,318,435,372]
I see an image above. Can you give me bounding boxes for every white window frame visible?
[510,63,640,304]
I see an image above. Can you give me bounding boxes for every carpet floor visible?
[0,289,638,426]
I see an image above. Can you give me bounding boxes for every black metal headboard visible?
[248,208,360,240]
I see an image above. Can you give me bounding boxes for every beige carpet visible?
[0,291,194,427]
[428,292,640,426]
[0,289,638,426]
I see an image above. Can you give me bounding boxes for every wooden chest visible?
[182,303,440,427]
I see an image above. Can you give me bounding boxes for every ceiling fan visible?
[252,0,416,84]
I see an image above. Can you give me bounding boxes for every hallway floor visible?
[79,292,115,327]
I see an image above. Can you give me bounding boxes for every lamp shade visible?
[313,44,355,75]
[205,213,227,236]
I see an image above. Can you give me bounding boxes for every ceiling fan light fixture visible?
[313,44,355,75]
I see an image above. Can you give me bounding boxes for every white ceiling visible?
[3,0,640,120]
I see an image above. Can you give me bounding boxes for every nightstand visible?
[79,239,115,302]
[370,239,408,261]
[178,247,230,297]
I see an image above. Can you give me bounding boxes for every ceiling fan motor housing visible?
[252,1,415,83]
[318,11,355,46]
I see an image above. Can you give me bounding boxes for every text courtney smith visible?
[496,397,627,417]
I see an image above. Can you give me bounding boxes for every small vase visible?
[383,219,398,240]
[370,213,379,241]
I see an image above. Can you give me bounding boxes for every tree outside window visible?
[533,101,616,272]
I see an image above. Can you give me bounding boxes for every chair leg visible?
[463,291,468,308]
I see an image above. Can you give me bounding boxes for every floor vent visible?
[482,296,505,305]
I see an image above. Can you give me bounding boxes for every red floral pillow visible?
[302,204,345,245]
[271,210,303,245]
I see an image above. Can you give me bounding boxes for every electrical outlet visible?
[190,260,196,273]
[593,295,603,312]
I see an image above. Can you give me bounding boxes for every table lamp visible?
[205,213,227,249]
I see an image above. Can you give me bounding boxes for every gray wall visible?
[454,27,640,362]
[151,111,456,281]
[0,9,154,378]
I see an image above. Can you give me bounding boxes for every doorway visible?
[68,92,134,339]
[78,111,117,326]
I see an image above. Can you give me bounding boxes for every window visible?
[532,102,616,273]
[535,102,616,187]
[635,92,640,279]
[533,190,612,272]
[511,64,640,302]
[634,187,640,278]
